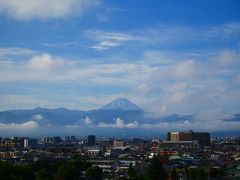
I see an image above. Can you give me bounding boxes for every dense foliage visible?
[0,159,92,180]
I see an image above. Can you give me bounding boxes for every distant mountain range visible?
[0,98,145,125]
[0,98,239,136]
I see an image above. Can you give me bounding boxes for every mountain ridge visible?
[0,98,239,128]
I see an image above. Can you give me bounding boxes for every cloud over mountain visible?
[0,98,239,136]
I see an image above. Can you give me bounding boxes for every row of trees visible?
[0,158,103,180]
[127,155,168,180]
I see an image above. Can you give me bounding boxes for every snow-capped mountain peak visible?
[100,98,142,111]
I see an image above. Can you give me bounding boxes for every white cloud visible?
[214,50,240,68]
[0,47,36,56]
[172,60,197,79]
[97,122,111,128]
[0,52,152,83]
[66,124,80,128]
[194,109,235,122]
[86,23,240,53]
[154,60,198,81]
[0,121,39,130]
[87,23,240,52]
[95,116,240,132]
[168,92,190,104]
[234,73,240,84]
[0,0,102,20]
[41,41,80,48]
[84,116,92,125]
[27,53,67,72]
[91,41,121,50]
[115,117,125,128]
[142,120,240,132]
[137,83,153,94]
[142,51,174,65]
[1,119,239,136]
[87,30,135,50]
[97,117,139,129]
[31,114,43,121]
[137,23,240,45]
[125,121,139,128]
[168,82,188,93]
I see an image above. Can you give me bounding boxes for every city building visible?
[113,140,124,148]
[160,140,200,149]
[28,138,38,147]
[65,136,70,141]
[167,130,210,146]
[53,136,62,144]
[70,136,76,141]
[88,146,101,157]
[88,135,96,146]
[24,138,29,148]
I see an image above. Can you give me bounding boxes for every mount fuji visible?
[0,98,239,136]
[100,98,142,111]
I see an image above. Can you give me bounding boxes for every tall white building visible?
[24,138,29,148]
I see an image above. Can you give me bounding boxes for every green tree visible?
[147,155,168,180]
[128,163,137,180]
[0,161,35,180]
[56,163,78,180]
[171,168,178,180]
[187,168,207,180]
[209,167,226,178]
[86,166,103,180]
[36,169,50,180]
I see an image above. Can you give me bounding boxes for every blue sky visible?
[0,0,240,120]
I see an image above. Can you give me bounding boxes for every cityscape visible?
[0,0,240,179]
[0,131,240,179]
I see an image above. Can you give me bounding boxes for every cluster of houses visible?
[0,131,240,179]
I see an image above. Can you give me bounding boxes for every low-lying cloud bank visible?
[0,115,239,137]
[0,121,39,130]
[0,121,39,136]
